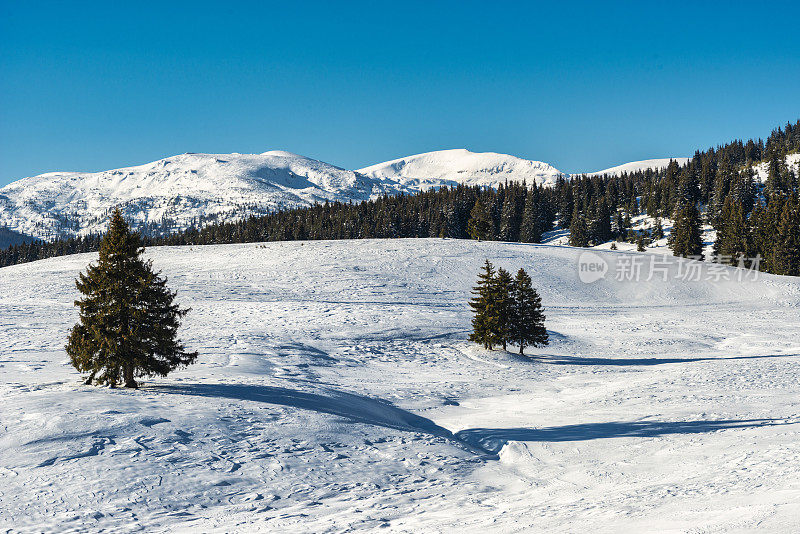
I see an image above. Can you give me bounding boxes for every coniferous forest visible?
[2,120,799,276]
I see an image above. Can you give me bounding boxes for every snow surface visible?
[357,149,566,191]
[2,238,800,532]
[581,158,692,177]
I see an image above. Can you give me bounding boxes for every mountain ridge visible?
[1,149,684,243]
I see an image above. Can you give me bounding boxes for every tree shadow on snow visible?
[151,381,468,445]
[525,353,798,367]
[455,418,795,454]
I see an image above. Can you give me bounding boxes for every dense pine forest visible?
[2,120,799,276]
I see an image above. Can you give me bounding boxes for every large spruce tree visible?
[66,210,197,388]
[510,269,548,355]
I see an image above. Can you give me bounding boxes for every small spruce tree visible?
[66,210,197,388]
[469,260,501,349]
[510,269,548,355]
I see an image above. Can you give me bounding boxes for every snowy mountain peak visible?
[580,158,691,177]
[357,149,567,189]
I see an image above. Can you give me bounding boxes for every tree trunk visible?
[519,345,524,355]
[123,364,138,389]
[84,371,96,385]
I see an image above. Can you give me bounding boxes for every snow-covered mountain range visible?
[0,149,570,242]
[1,149,689,243]
[0,151,401,241]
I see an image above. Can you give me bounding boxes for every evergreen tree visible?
[519,191,543,243]
[636,233,646,252]
[467,199,492,241]
[569,209,590,247]
[494,267,514,351]
[765,151,789,197]
[498,194,521,242]
[773,196,800,275]
[713,195,751,265]
[510,269,548,355]
[652,218,665,241]
[670,203,704,258]
[66,210,197,388]
[590,199,613,244]
[469,260,501,350]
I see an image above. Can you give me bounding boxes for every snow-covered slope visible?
[0,151,402,241]
[582,157,691,176]
[357,149,567,190]
[2,238,800,532]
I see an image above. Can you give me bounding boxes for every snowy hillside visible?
[357,149,567,190]
[581,157,692,176]
[2,238,800,532]
[0,151,402,241]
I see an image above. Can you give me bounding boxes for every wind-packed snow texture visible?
[2,238,799,533]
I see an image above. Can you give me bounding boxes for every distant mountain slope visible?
[0,151,401,241]
[357,149,567,189]
[581,158,691,177]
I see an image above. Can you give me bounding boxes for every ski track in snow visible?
[1,238,800,533]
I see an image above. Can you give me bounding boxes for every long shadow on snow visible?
[151,382,490,454]
[456,418,794,454]
[527,353,797,366]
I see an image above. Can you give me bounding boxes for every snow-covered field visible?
[2,238,800,533]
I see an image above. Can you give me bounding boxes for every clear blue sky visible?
[2,1,799,186]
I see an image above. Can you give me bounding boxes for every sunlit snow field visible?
[2,238,800,533]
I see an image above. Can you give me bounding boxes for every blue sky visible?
[1,1,799,186]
